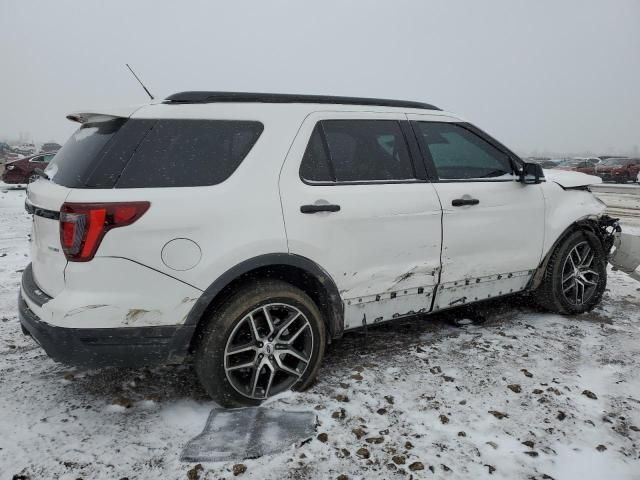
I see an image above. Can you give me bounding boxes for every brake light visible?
[60,202,150,262]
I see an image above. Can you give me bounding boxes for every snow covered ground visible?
[1,185,639,480]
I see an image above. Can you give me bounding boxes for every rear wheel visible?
[535,230,607,314]
[195,279,326,407]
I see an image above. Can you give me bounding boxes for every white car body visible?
[19,92,610,368]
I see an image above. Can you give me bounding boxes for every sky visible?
[0,0,638,156]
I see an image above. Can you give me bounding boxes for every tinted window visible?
[300,124,332,182]
[416,122,512,180]
[300,120,415,182]
[116,120,263,188]
[46,119,126,188]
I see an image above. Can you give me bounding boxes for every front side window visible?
[415,122,512,180]
[300,120,415,183]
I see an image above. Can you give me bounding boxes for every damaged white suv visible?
[20,92,620,407]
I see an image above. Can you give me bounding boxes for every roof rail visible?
[164,91,440,111]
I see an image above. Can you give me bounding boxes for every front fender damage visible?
[529,215,621,290]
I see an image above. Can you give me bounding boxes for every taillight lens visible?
[60,202,150,262]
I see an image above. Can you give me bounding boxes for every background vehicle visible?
[526,157,559,169]
[11,142,36,156]
[554,158,598,175]
[40,142,61,153]
[595,157,640,183]
[2,152,56,184]
[19,93,616,407]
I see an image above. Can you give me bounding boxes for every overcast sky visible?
[1,0,638,156]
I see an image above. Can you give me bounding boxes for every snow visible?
[1,185,639,479]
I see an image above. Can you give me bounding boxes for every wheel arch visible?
[185,253,344,352]
[529,215,613,290]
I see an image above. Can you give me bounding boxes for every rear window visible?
[46,119,126,188]
[47,119,263,188]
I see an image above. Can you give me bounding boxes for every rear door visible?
[279,112,443,330]
[408,115,545,310]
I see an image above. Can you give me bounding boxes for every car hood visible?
[543,169,602,188]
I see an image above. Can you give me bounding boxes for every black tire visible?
[535,230,607,314]
[195,279,326,407]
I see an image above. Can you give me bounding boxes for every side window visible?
[299,124,333,182]
[416,122,512,180]
[43,154,56,163]
[299,120,415,183]
[116,120,263,188]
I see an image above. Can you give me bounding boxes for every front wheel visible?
[535,230,607,314]
[195,279,326,407]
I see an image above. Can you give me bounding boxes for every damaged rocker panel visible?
[343,270,533,330]
[433,270,532,311]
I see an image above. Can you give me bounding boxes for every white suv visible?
[20,92,620,407]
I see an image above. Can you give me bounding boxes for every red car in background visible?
[595,157,640,183]
[553,158,599,175]
[1,152,56,184]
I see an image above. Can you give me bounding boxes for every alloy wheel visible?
[223,303,314,400]
[561,241,600,306]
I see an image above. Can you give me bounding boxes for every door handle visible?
[451,198,480,207]
[300,204,341,214]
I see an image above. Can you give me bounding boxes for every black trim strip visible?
[19,293,194,367]
[25,200,60,220]
[21,263,53,307]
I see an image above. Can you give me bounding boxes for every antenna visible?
[125,64,154,100]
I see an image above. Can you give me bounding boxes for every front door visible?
[279,112,443,330]
[408,115,545,310]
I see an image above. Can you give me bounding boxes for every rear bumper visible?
[19,264,195,367]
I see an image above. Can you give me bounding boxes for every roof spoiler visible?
[66,105,145,124]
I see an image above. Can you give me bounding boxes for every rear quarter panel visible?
[63,104,306,291]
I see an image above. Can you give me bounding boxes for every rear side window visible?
[300,120,415,183]
[116,120,263,188]
[299,124,333,182]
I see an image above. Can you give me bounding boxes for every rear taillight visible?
[60,202,150,262]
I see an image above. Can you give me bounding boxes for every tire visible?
[535,230,607,314]
[195,279,326,407]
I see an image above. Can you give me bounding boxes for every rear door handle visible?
[451,198,480,207]
[300,204,341,214]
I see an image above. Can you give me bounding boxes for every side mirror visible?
[519,162,543,184]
